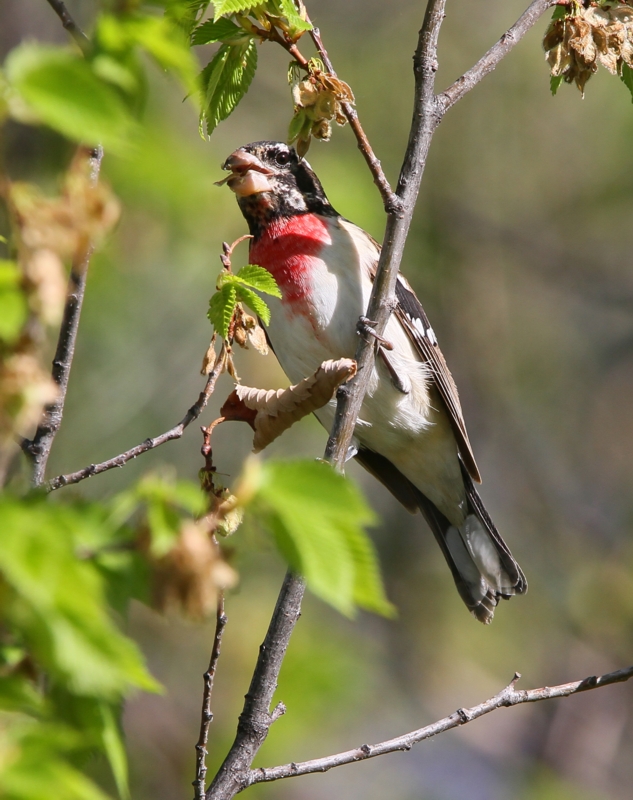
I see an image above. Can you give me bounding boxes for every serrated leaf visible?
[0,496,160,697]
[5,44,135,152]
[550,74,564,96]
[191,17,243,45]
[165,0,212,34]
[201,39,258,135]
[212,0,259,20]
[272,0,312,32]
[207,282,237,338]
[621,62,633,103]
[235,285,272,324]
[253,460,394,617]
[99,703,129,800]
[234,264,281,296]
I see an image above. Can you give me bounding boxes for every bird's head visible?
[220,141,336,235]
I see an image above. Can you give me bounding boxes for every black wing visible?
[394,275,481,483]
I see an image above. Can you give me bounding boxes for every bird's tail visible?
[414,463,527,623]
[355,447,527,623]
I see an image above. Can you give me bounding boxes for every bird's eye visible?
[275,150,290,166]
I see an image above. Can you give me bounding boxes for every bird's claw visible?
[357,316,394,350]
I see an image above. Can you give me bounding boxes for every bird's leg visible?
[357,316,394,350]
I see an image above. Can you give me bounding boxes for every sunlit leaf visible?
[212,0,258,20]
[0,496,160,697]
[207,282,237,338]
[5,44,135,152]
[234,285,271,324]
[252,460,395,617]
[0,260,28,344]
[199,39,257,135]
[233,264,281,297]
[191,17,244,45]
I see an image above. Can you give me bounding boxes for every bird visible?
[221,140,527,623]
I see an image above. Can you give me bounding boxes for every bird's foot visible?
[357,316,394,350]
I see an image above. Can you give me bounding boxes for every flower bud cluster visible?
[544,2,633,95]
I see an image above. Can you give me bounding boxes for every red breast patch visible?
[249,214,331,310]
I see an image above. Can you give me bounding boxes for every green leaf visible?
[99,703,129,800]
[191,17,244,45]
[212,0,259,20]
[234,285,272,324]
[551,5,568,20]
[253,460,395,617]
[233,264,281,296]
[200,39,257,135]
[268,0,312,32]
[0,720,111,800]
[95,14,199,99]
[164,0,212,34]
[620,63,633,103]
[0,260,28,344]
[5,44,135,152]
[0,496,160,698]
[550,74,564,96]
[207,282,237,338]
[288,107,312,144]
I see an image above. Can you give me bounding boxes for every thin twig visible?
[44,0,91,55]
[249,665,633,783]
[437,0,555,112]
[324,0,447,470]
[308,25,400,214]
[193,593,228,800]
[205,571,304,800]
[23,146,103,486]
[46,347,228,492]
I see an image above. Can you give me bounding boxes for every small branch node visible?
[456,707,472,723]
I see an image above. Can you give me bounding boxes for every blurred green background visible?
[3,1,633,798]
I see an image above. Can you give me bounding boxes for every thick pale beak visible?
[218,149,274,197]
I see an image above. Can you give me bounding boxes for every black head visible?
[221,141,337,237]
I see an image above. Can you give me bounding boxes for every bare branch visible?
[249,665,633,784]
[438,0,555,113]
[44,0,91,55]
[324,0,447,470]
[46,347,227,492]
[205,572,305,800]
[23,146,103,486]
[308,25,400,214]
[193,593,228,800]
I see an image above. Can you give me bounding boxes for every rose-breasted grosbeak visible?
[222,140,527,623]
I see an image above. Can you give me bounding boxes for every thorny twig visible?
[193,594,228,800]
[22,145,103,486]
[249,666,633,784]
[46,345,228,492]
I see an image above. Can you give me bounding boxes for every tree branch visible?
[193,593,228,800]
[44,0,91,55]
[324,0,447,469]
[46,347,227,492]
[249,665,633,784]
[23,146,102,486]
[205,571,304,800]
[437,0,554,113]
[307,25,400,214]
